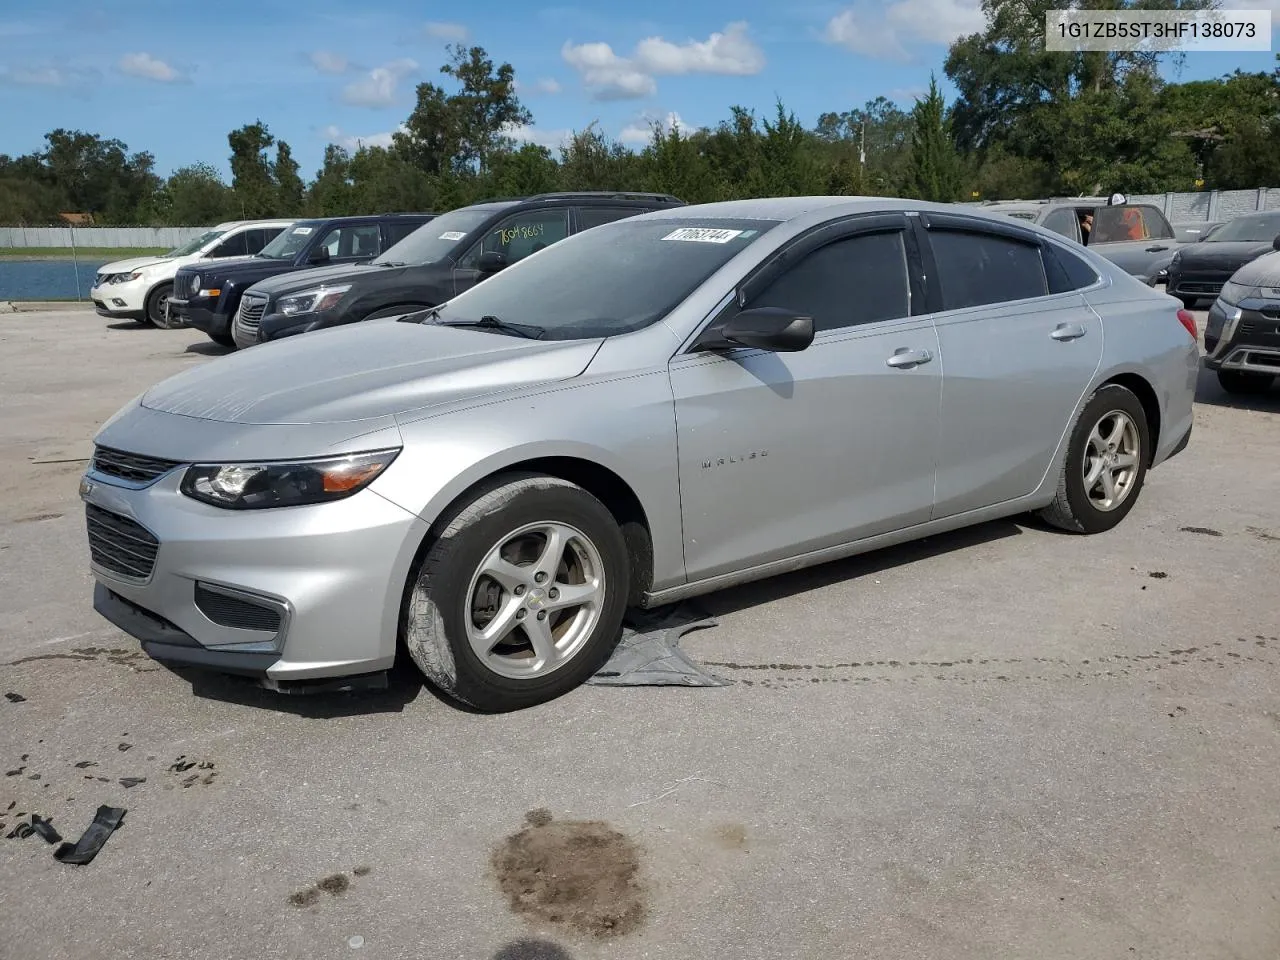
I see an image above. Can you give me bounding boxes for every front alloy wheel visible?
[404,473,630,711]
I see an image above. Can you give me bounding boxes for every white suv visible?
[90,219,294,328]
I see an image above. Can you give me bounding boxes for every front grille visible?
[91,446,182,484]
[236,295,267,331]
[1179,281,1222,295]
[86,504,159,582]
[194,584,282,632]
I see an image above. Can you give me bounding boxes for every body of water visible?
[0,260,110,300]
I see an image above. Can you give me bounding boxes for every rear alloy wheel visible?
[1217,370,1274,396]
[145,283,182,329]
[1039,383,1150,534]
[404,473,629,711]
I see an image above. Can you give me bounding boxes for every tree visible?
[307,145,354,216]
[161,163,237,224]
[486,143,562,196]
[227,121,277,218]
[394,44,532,176]
[36,129,159,222]
[274,142,305,216]
[558,123,638,190]
[906,76,963,201]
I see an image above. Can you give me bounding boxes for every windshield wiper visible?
[435,315,544,339]
[375,260,407,267]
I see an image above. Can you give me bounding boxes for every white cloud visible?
[517,77,563,96]
[1,65,69,86]
[341,58,418,107]
[562,20,764,100]
[825,0,985,60]
[423,21,470,41]
[619,111,689,146]
[118,52,183,82]
[502,123,574,151]
[323,123,407,151]
[310,50,351,74]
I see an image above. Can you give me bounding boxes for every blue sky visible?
[1,0,1275,179]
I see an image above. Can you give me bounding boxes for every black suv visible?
[1203,254,1280,396]
[173,213,436,346]
[230,192,685,348]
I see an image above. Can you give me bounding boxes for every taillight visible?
[1176,309,1197,340]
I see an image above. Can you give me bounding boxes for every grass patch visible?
[0,247,169,260]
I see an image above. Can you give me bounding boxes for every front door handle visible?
[1145,245,1169,252]
[1051,322,1087,341]
[886,347,933,369]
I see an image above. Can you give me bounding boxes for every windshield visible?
[166,229,223,257]
[1207,215,1280,243]
[259,222,322,260]
[373,208,492,265]
[428,218,777,340]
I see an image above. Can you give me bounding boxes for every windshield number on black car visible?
[499,223,545,245]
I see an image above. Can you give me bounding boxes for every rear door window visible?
[1091,205,1173,243]
[929,229,1049,310]
[1041,208,1080,242]
[209,231,249,258]
[317,223,382,260]
[384,219,426,247]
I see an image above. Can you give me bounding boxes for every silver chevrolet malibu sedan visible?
[82,197,1199,711]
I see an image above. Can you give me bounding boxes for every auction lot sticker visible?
[662,228,744,243]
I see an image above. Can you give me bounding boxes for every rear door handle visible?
[1145,245,1169,252]
[1050,322,1087,341]
[886,347,933,368]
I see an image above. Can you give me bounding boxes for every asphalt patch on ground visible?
[492,809,644,939]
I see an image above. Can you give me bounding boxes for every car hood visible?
[249,262,387,298]
[184,256,300,284]
[1228,251,1280,288]
[96,255,178,274]
[1178,240,1274,268]
[138,321,604,425]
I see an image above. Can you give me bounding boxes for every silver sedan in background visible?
[81,197,1199,711]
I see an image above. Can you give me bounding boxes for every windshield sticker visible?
[438,231,467,241]
[499,223,545,244]
[661,227,744,243]
[292,227,313,235]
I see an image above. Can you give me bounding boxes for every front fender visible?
[370,373,686,591]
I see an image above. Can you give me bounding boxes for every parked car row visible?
[81,195,1200,712]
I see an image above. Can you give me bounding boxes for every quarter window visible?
[930,229,1048,310]
[747,230,911,333]
[578,207,644,230]
[460,209,570,268]
[1043,244,1100,294]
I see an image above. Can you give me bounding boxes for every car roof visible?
[620,195,1065,226]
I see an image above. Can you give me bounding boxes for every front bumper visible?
[169,297,225,335]
[1203,298,1280,374]
[81,463,430,683]
[90,281,147,318]
[1167,267,1234,303]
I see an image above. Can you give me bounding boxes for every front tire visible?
[1217,370,1274,395]
[1039,384,1150,534]
[207,332,236,348]
[404,473,630,712]
[145,283,181,328]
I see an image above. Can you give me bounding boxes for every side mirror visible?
[309,246,331,264]
[696,306,815,353]
[477,250,508,274]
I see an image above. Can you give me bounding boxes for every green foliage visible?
[906,76,963,201]
[2,36,1279,226]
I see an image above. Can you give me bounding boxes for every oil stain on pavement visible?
[492,809,645,939]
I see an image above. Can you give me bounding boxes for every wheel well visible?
[1102,373,1161,464]
[407,457,655,609]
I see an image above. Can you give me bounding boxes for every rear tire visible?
[146,283,181,328]
[1217,370,1274,395]
[1039,383,1150,535]
[404,472,629,712]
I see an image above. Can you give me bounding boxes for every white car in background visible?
[90,219,294,328]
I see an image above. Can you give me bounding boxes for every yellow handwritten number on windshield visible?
[499,223,545,245]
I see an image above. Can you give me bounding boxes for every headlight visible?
[1170,251,1181,266]
[277,284,352,316]
[1218,280,1254,307]
[179,448,400,510]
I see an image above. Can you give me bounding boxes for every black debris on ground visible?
[118,778,146,789]
[53,806,127,866]
[4,693,26,703]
